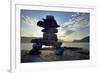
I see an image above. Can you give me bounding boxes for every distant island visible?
[21,37,42,43]
[73,36,89,42]
[21,36,89,43]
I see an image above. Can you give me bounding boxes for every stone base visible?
[29,50,41,55]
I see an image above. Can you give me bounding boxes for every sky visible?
[21,9,90,41]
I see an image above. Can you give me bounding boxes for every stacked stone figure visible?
[29,15,64,56]
[37,16,61,46]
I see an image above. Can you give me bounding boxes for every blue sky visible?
[21,9,90,41]
[21,10,76,25]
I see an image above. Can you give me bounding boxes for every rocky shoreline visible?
[21,47,89,63]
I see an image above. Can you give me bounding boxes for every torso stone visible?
[42,28,58,33]
[43,33,57,41]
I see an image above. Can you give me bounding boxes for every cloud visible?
[60,13,89,35]
[21,15,43,37]
[64,30,74,35]
[21,15,38,27]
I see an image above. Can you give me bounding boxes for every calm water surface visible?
[21,42,89,51]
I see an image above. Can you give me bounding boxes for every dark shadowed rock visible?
[31,38,42,43]
[29,43,42,55]
[37,15,59,28]
[43,33,58,41]
[42,28,58,33]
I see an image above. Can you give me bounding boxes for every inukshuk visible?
[29,15,64,56]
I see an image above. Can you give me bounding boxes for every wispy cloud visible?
[21,15,43,37]
[60,13,89,36]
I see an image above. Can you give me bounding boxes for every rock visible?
[29,43,42,55]
[31,38,42,43]
[42,28,58,33]
[37,15,59,28]
[21,55,45,62]
[43,33,58,41]
[55,48,64,56]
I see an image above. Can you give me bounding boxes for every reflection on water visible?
[21,42,89,51]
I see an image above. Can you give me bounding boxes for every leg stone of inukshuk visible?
[55,42,64,56]
[29,43,42,55]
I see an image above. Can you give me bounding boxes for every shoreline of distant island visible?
[21,36,89,43]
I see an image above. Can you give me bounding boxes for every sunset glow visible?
[21,10,89,42]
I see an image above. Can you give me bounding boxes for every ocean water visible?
[21,42,89,51]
